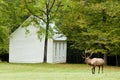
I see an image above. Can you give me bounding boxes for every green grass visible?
[0,62,120,80]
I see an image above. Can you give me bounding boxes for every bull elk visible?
[82,52,105,74]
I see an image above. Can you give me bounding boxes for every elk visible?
[82,52,105,74]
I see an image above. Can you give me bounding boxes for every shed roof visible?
[53,34,67,41]
[12,15,67,41]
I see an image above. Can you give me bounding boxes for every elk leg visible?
[92,67,94,74]
[92,66,95,74]
[94,67,95,74]
[98,66,100,74]
[102,65,103,73]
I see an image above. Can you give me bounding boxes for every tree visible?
[24,0,62,62]
[56,0,120,65]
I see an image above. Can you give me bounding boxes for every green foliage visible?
[0,26,9,54]
[0,0,30,54]
[0,0,30,32]
[56,0,120,55]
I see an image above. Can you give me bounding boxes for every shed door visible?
[53,41,66,63]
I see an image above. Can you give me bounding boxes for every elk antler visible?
[82,50,87,58]
[82,49,94,58]
[88,52,94,58]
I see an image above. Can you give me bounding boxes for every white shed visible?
[9,16,67,63]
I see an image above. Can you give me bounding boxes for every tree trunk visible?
[43,0,50,62]
[44,37,48,62]
[43,14,49,62]
[116,55,118,66]
[104,54,107,65]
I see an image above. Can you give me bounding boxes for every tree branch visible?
[49,0,55,13]
[39,9,46,15]
[24,0,46,23]
[50,1,62,20]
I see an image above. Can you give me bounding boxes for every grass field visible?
[0,62,120,80]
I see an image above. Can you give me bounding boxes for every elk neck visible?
[85,57,92,65]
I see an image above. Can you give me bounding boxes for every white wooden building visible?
[9,16,67,63]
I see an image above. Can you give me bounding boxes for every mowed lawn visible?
[0,62,120,80]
